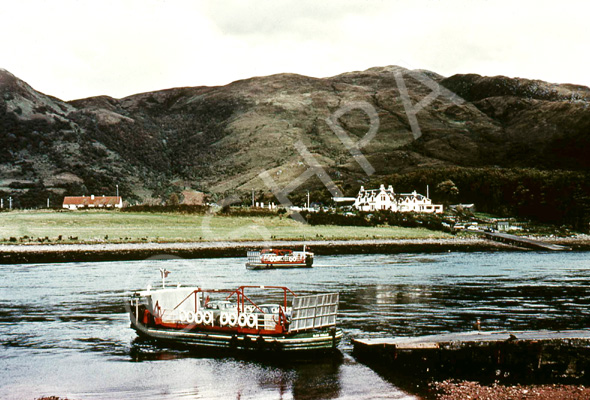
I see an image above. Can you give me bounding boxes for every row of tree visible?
[2,163,589,232]
[373,167,590,231]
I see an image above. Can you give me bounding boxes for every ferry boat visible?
[246,246,314,270]
[129,272,341,354]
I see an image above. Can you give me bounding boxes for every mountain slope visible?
[1,66,589,208]
[440,74,590,169]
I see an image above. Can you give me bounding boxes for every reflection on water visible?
[1,252,589,399]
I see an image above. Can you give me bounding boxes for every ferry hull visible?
[245,262,312,270]
[131,317,342,353]
[246,248,314,270]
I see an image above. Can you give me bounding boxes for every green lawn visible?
[0,210,451,243]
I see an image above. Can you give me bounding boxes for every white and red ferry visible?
[246,246,314,270]
[129,272,341,354]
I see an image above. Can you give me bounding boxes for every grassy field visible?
[0,210,451,243]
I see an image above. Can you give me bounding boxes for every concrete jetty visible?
[483,231,572,251]
[353,330,590,383]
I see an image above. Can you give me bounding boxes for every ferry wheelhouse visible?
[246,246,314,270]
[129,276,341,354]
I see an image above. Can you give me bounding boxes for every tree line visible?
[376,167,590,232]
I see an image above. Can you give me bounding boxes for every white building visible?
[354,184,443,214]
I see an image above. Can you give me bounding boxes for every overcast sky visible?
[3,0,588,100]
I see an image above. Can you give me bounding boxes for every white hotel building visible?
[354,184,443,214]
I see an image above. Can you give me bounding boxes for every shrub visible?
[297,211,370,226]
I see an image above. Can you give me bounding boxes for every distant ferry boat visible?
[246,246,314,270]
[129,271,341,354]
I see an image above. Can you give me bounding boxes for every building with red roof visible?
[62,195,123,210]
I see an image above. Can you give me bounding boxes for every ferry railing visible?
[147,286,337,334]
[165,286,295,332]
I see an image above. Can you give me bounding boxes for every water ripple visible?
[1,251,589,399]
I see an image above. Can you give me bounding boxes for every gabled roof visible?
[360,188,395,195]
[399,193,426,200]
[63,196,121,206]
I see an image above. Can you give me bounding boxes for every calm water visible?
[1,251,589,399]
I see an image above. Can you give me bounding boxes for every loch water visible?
[1,251,589,399]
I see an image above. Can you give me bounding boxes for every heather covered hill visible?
[440,74,590,169]
[0,66,589,227]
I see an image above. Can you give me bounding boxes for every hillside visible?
[1,66,589,213]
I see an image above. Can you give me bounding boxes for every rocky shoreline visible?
[34,381,590,400]
[0,237,513,264]
[1,235,588,264]
[429,380,590,399]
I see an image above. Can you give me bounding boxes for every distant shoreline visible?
[1,236,588,264]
